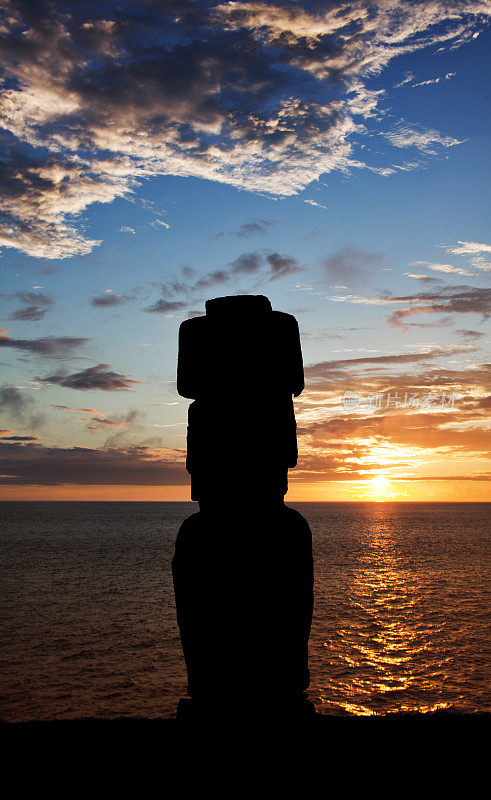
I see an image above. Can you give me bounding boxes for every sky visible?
[0,0,490,502]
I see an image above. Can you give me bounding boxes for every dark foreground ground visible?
[2,710,489,745]
[2,711,489,787]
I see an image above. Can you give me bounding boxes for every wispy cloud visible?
[385,286,491,328]
[399,71,457,88]
[305,345,472,379]
[325,286,491,328]
[394,72,415,88]
[303,199,328,210]
[382,125,465,154]
[411,261,474,277]
[456,328,485,340]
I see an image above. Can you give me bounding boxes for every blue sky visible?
[1,1,490,499]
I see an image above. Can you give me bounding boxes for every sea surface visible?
[0,501,489,721]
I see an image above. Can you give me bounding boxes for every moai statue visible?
[172,295,314,719]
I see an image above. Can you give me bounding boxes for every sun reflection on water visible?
[312,504,458,715]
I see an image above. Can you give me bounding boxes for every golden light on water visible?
[312,503,459,715]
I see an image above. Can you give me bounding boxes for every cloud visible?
[50,404,145,431]
[0,0,487,258]
[145,249,303,311]
[81,408,145,430]
[150,219,170,230]
[81,416,122,427]
[9,306,47,321]
[411,71,457,87]
[144,299,189,314]
[291,358,491,483]
[456,328,485,340]
[444,241,491,256]
[0,140,106,258]
[403,273,441,282]
[51,405,100,413]
[0,328,88,355]
[384,286,491,328]
[0,434,40,442]
[301,359,491,401]
[231,219,277,238]
[411,261,473,277]
[303,199,328,210]
[0,441,187,485]
[438,241,491,272]
[293,398,491,482]
[228,252,263,276]
[8,290,55,321]
[382,125,465,154]
[394,73,415,88]
[0,386,33,418]
[91,292,133,307]
[324,248,381,287]
[305,346,472,380]
[266,252,303,280]
[37,363,140,391]
[0,385,44,428]
[326,285,491,327]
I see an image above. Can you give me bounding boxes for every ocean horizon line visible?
[1,499,489,504]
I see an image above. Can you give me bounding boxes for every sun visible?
[368,474,393,500]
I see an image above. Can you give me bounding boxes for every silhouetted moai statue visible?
[172,295,314,719]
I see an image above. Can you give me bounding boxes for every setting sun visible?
[368,475,394,501]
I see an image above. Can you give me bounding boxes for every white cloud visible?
[444,241,491,255]
[382,125,465,154]
[411,260,474,276]
[326,294,398,306]
[440,241,491,272]
[412,71,457,87]
[394,72,415,88]
[303,199,328,210]
[150,219,171,230]
[0,0,488,258]
[469,256,491,272]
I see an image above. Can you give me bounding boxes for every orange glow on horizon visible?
[0,480,489,501]
[0,484,192,501]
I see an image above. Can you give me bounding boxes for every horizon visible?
[1,1,490,502]
[2,498,490,503]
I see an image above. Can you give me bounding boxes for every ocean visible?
[0,501,489,721]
